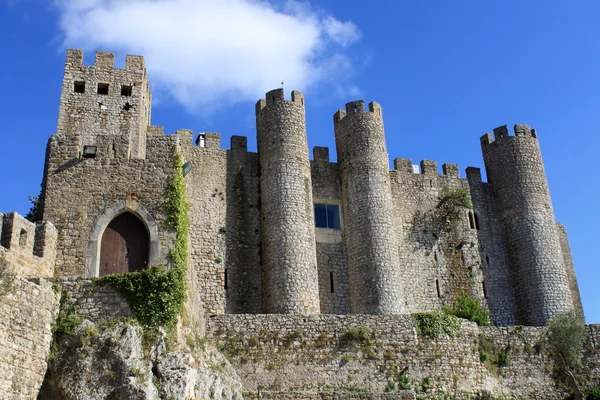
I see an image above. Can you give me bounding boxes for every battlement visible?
[333,100,382,124]
[65,49,145,73]
[480,124,538,147]
[0,212,57,278]
[392,158,476,179]
[255,89,305,116]
[313,146,330,163]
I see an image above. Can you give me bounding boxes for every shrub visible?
[442,295,490,326]
[345,328,369,342]
[411,312,461,338]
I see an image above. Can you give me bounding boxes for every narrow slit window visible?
[486,255,490,266]
[314,204,340,229]
[97,83,109,95]
[121,85,132,96]
[329,272,334,293]
[474,213,480,230]
[482,281,487,298]
[468,211,475,229]
[434,251,438,262]
[436,280,441,298]
[74,81,85,93]
[19,229,27,247]
[224,269,228,290]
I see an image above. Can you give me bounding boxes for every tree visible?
[547,310,587,400]
[25,192,41,222]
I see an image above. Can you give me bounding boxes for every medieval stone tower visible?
[481,125,574,325]
[37,49,581,326]
[256,89,320,314]
[334,101,405,314]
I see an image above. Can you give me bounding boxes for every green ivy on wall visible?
[97,152,189,328]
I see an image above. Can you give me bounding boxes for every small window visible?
[474,213,480,230]
[329,272,334,293]
[314,204,340,229]
[121,85,132,96]
[19,229,28,247]
[436,279,441,298]
[74,81,85,93]
[468,211,475,229]
[97,83,109,95]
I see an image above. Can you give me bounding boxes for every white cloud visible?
[53,0,361,111]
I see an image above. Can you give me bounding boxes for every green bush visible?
[411,312,461,338]
[442,295,490,326]
[345,327,369,342]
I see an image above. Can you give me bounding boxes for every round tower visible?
[333,100,405,314]
[256,89,320,314]
[481,124,573,326]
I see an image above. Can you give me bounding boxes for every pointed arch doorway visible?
[99,212,149,276]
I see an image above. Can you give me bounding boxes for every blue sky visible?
[0,1,598,323]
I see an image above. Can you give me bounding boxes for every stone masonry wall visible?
[0,278,60,400]
[391,160,513,325]
[58,278,133,322]
[557,223,583,314]
[311,147,350,315]
[208,315,600,399]
[181,132,263,316]
[0,212,57,278]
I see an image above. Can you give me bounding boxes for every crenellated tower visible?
[481,124,573,326]
[256,89,320,314]
[55,49,151,160]
[334,101,405,314]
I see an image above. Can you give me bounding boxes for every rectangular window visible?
[121,85,132,96]
[74,81,85,93]
[314,204,340,229]
[97,83,109,95]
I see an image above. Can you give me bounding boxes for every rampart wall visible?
[0,278,60,399]
[0,212,57,278]
[208,314,600,399]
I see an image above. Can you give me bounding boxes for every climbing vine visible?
[434,186,472,233]
[97,152,189,328]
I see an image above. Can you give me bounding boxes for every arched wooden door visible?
[99,212,149,276]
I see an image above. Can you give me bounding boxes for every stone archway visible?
[86,200,160,277]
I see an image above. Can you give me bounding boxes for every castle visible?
[12,48,575,327]
[0,48,594,399]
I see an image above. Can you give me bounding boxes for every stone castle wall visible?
[208,314,600,399]
[0,212,57,278]
[0,278,60,399]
